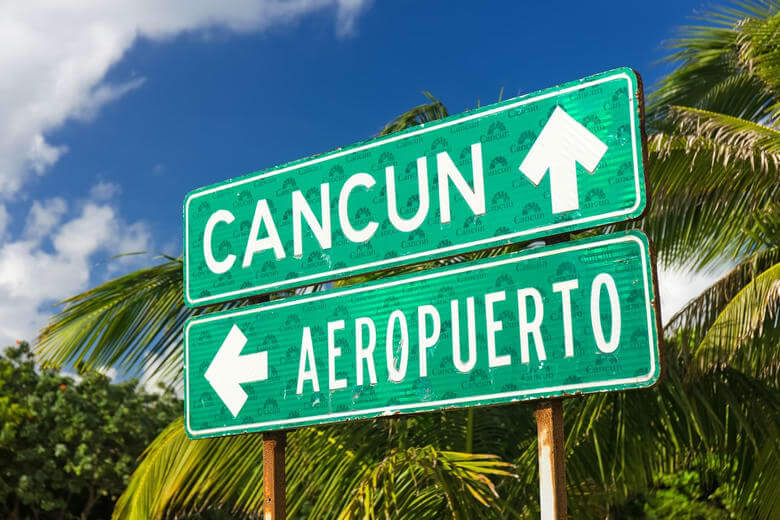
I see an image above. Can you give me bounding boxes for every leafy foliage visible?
[0,342,179,519]
[614,469,735,519]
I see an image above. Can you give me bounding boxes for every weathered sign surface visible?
[183,68,646,307]
[184,231,660,439]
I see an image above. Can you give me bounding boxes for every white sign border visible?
[185,232,658,438]
[184,70,643,306]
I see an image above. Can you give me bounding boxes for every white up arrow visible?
[519,106,608,214]
[204,324,268,417]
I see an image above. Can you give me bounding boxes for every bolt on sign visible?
[183,67,647,307]
[184,231,660,439]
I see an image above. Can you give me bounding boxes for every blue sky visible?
[0,0,719,346]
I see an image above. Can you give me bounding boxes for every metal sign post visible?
[262,431,286,520]
[535,400,567,519]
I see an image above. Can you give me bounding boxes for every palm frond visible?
[35,257,325,386]
[745,202,780,246]
[113,417,265,519]
[552,345,778,517]
[735,5,780,119]
[379,92,449,136]
[642,108,779,268]
[695,259,779,382]
[655,106,780,172]
[115,415,513,519]
[339,447,513,519]
[664,247,780,382]
[738,435,780,519]
[36,258,198,382]
[650,0,779,123]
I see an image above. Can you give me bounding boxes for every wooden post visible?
[534,399,567,519]
[263,431,286,520]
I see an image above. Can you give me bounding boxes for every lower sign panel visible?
[185,231,660,439]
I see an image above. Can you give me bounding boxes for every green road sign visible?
[184,68,647,307]
[184,231,660,439]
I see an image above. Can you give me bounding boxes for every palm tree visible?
[643,0,779,380]
[35,2,779,518]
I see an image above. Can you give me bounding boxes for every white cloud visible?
[0,0,370,198]
[657,265,730,324]
[24,198,68,240]
[98,366,118,380]
[89,181,121,202]
[72,78,147,123]
[334,0,372,36]
[140,357,180,395]
[0,196,152,344]
[26,136,68,177]
[0,0,370,352]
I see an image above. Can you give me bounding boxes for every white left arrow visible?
[205,324,268,417]
[519,106,608,214]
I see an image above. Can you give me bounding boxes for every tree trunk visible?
[81,487,97,520]
[58,491,71,520]
[465,408,474,452]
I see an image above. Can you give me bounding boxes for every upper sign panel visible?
[184,67,646,307]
